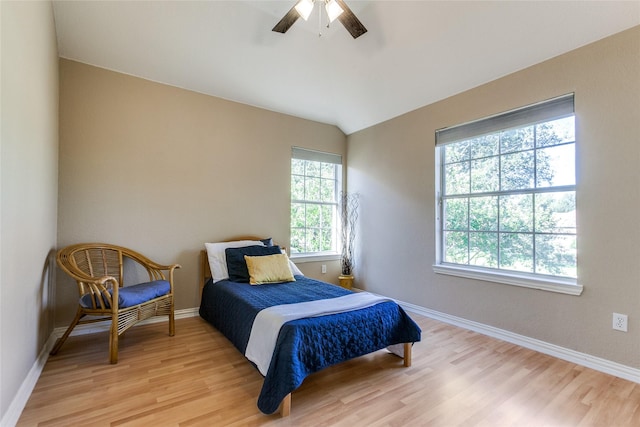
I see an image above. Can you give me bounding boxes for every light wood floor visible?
[18,313,640,426]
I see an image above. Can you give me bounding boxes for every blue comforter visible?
[199,276,421,414]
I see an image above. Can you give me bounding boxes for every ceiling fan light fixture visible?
[325,0,344,23]
[294,0,314,21]
[273,0,367,39]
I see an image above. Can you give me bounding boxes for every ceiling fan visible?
[272,0,368,39]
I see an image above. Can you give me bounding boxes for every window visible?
[290,147,342,257]
[434,94,580,295]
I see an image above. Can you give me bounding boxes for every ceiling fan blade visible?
[335,0,367,39]
[272,5,300,34]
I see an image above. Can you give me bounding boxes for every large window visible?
[290,147,342,256]
[435,94,580,294]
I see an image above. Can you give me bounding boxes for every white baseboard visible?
[334,288,639,384]
[5,301,639,427]
[1,308,200,427]
[398,300,640,385]
[1,334,57,427]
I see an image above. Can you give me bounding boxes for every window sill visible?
[433,264,583,296]
[290,253,341,263]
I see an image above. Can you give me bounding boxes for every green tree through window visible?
[437,105,576,280]
[291,148,341,255]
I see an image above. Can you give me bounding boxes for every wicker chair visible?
[51,243,181,364]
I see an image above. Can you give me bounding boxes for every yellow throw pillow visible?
[244,253,296,285]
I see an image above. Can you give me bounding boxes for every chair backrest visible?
[75,247,122,280]
[58,243,169,293]
[58,244,125,287]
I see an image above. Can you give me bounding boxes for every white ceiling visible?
[52,1,640,135]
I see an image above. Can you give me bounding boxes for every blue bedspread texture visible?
[199,276,421,414]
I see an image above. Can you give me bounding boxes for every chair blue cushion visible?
[79,280,171,309]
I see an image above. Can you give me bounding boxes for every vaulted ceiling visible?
[52,1,640,135]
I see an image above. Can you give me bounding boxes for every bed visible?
[198,238,421,416]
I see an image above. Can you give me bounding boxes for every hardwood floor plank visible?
[17,314,640,426]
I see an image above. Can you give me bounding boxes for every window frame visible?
[434,95,582,295]
[290,147,343,261]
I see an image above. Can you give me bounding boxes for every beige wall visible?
[57,59,347,325]
[348,26,640,368]
[0,0,59,421]
[3,8,636,421]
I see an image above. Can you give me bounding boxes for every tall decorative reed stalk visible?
[340,191,359,276]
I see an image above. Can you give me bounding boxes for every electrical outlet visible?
[321,264,327,274]
[613,313,628,332]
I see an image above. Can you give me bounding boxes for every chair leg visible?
[169,307,175,337]
[50,308,83,355]
[109,316,119,364]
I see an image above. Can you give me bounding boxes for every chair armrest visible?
[145,262,181,293]
[62,268,120,310]
[125,250,180,272]
[123,249,181,285]
[142,261,181,288]
[146,261,182,272]
[57,259,119,289]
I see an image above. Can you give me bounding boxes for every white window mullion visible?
[434,94,579,294]
[291,147,342,256]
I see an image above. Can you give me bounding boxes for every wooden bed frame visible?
[199,238,412,417]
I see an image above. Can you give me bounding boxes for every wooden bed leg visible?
[279,393,291,417]
[404,343,412,367]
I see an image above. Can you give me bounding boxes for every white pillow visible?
[205,240,265,282]
[280,248,304,277]
[288,259,304,277]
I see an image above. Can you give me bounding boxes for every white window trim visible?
[290,147,343,256]
[433,94,580,296]
[290,252,341,263]
[433,263,583,295]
